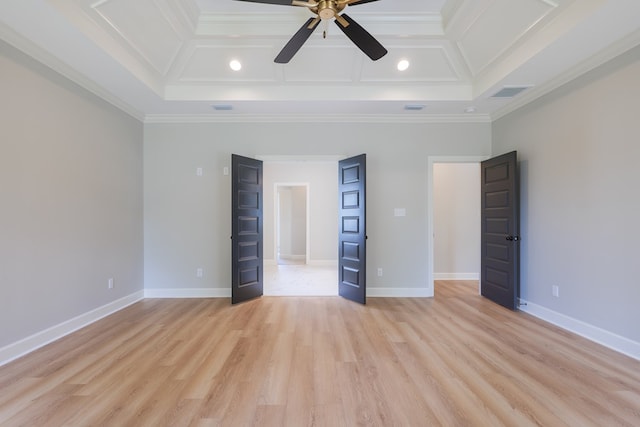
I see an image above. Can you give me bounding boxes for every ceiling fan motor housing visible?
[318,1,344,20]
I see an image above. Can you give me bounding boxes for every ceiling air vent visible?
[490,86,532,98]
[404,104,426,111]
[212,104,233,111]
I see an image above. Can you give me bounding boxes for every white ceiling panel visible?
[94,0,185,75]
[195,0,449,14]
[360,46,460,82]
[458,0,557,75]
[282,44,357,83]
[178,44,279,82]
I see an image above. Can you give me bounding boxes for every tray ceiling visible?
[1,0,639,121]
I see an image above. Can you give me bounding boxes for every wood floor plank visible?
[252,404,286,427]
[0,281,639,426]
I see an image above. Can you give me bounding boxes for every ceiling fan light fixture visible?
[229,60,242,71]
[397,59,410,71]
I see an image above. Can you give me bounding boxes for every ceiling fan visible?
[234,0,387,63]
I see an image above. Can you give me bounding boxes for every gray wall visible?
[0,40,144,348]
[143,122,492,292]
[493,45,640,342]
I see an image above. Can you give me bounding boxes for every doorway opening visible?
[275,184,308,265]
[428,156,487,297]
[260,156,341,296]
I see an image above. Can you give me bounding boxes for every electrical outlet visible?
[377,268,383,277]
[196,268,203,278]
[552,285,559,298]
[108,278,114,289]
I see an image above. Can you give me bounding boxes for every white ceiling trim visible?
[491,27,640,121]
[0,21,144,121]
[93,0,186,76]
[472,0,603,97]
[456,0,558,76]
[359,45,462,83]
[163,83,474,102]
[196,12,444,37]
[160,0,200,35]
[47,0,167,95]
[143,113,492,124]
[174,42,282,83]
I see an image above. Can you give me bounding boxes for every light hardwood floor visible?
[1,281,639,426]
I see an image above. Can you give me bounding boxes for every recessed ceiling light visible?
[229,60,242,71]
[464,106,477,113]
[397,59,410,71]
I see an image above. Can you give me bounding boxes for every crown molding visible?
[196,12,443,37]
[491,28,640,122]
[143,113,491,124]
[0,22,145,122]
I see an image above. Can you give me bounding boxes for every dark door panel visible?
[232,154,263,304]
[481,151,520,310]
[338,154,367,304]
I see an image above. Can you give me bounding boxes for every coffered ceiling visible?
[1,0,639,122]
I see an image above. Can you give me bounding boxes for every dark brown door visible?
[231,154,263,304]
[338,154,367,304]
[481,151,520,310]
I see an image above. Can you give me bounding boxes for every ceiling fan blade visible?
[233,0,296,5]
[342,0,381,5]
[275,17,321,64]
[292,0,318,6]
[334,13,387,61]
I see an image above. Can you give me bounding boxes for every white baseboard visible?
[434,273,479,280]
[145,286,429,298]
[0,290,144,367]
[144,288,231,298]
[519,299,640,361]
[368,287,432,298]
